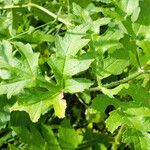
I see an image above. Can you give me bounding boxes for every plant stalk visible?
[104,68,144,88]
[0,2,72,27]
[89,68,145,91]
[111,125,126,150]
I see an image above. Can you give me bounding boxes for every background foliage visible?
[0,0,150,149]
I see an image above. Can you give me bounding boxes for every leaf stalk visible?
[111,125,126,150]
[89,68,145,91]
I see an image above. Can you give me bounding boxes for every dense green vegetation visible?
[0,0,150,149]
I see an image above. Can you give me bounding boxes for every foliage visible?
[0,0,150,149]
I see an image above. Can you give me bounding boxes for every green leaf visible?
[14,42,39,74]
[70,0,92,8]
[89,29,128,79]
[118,0,140,17]
[0,40,13,67]
[73,3,92,24]
[0,40,39,99]
[10,90,64,122]
[132,23,150,39]
[93,48,129,78]
[120,35,137,66]
[1,1,150,149]
[49,55,93,78]
[59,119,82,150]
[136,40,150,65]
[64,78,93,93]
[103,48,129,75]
[136,0,150,26]
[48,54,94,87]
[106,109,125,133]
[12,125,45,150]
[55,24,89,57]
[0,16,11,39]
[11,112,61,149]
[106,102,150,133]
[72,3,110,33]
[91,95,121,113]
[122,128,150,150]
[100,84,129,98]
[0,96,10,130]
[10,98,52,123]
[119,84,150,102]
[10,111,31,127]
[96,29,124,51]
[53,96,67,118]
[41,125,61,150]
[48,24,94,87]
[0,80,28,99]
[0,69,10,79]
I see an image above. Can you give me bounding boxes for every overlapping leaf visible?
[10,111,62,150]
[73,3,110,33]
[89,31,129,79]
[119,84,150,102]
[12,124,50,150]
[41,125,61,150]
[0,40,39,99]
[91,95,122,113]
[10,88,65,122]
[136,0,150,26]
[136,40,150,66]
[122,128,150,150]
[0,96,10,130]
[59,119,82,150]
[64,78,93,93]
[117,0,140,19]
[105,102,150,149]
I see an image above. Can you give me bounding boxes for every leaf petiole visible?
[89,68,146,91]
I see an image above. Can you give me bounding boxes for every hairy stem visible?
[104,68,144,88]
[0,2,72,26]
[89,68,145,91]
[111,125,126,150]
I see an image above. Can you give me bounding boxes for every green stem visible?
[67,0,70,14]
[0,2,72,27]
[111,125,126,150]
[89,68,145,91]
[89,86,101,92]
[104,68,144,88]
